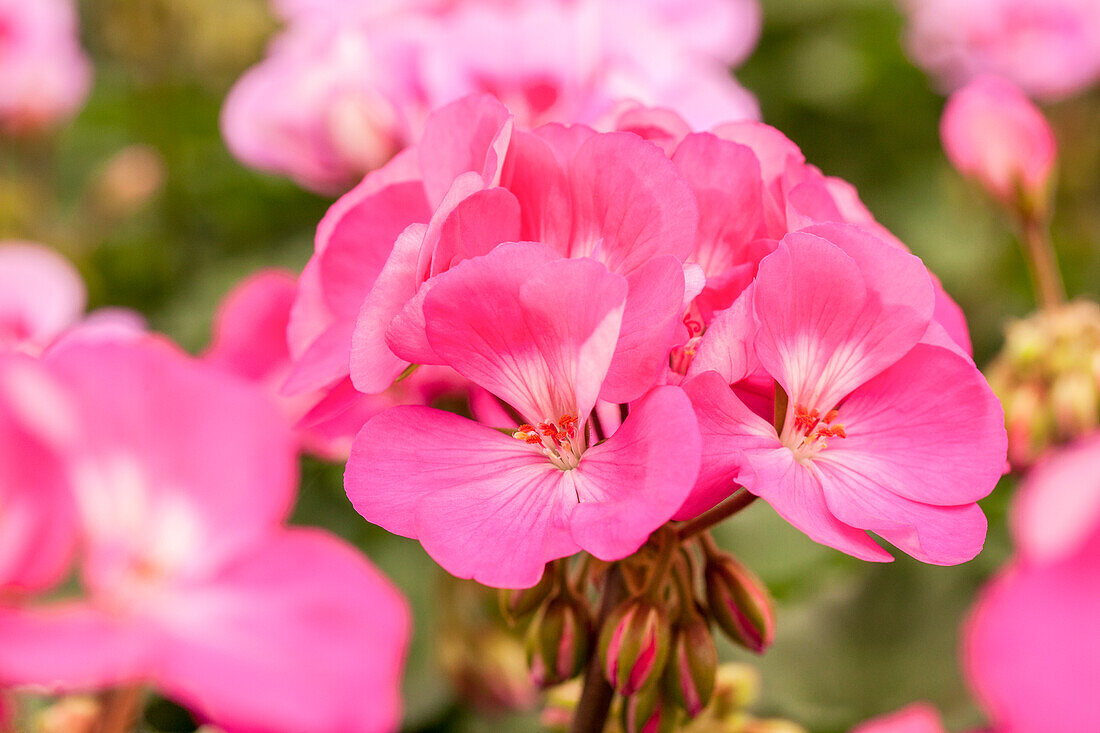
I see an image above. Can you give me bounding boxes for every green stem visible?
[1019,215,1066,310]
[676,489,758,540]
[570,565,626,733]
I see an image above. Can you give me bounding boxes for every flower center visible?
[669,307,706,375]
[782,403,847,463]
[513,414,583,470]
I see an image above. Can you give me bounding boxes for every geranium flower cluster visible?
[0,255,410,731]
[289,93,1008,589]
[221,0,762,193]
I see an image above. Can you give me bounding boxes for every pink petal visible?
[687,285,760,385]
[204,269,297,383]
[816,344,1007,507]
[569,386,701,558]
[677,371,776,520]
[345,405,580,588]
[740,447,894,562]
[45,339,298,570]
[931,280,974,357]
[671,133,764,279]
[753,230,934,409]
[318,182,431,319]
[0,242,85,352]
[422,244,626,423]
[282,320,355,395]
[964,550,1100,733]
[709,121,804,185]
[1012,433,1100,565]
[0,355,78,593]
[603,103,691,155]
[154,529,409,733]
[601,256,687,404]
[500,129,572,250]
[566,132,699,273]
[349,224,426,394]
[0,603,153,689]
[817,459,987,565]
[417,94,513,208]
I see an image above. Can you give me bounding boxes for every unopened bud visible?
[705,554,775,653]
[662,613,718,717]
[35,695,100,733]
[500,567,557,625]
[621,684,679,733]
[1050,371,1098,439]
[526,595,592,688]
[599,598,672,696]
[90,145,165,221]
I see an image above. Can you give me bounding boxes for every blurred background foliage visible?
[2,0,1098,731]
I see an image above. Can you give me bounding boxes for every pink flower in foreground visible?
[0,0,92,133]
[964,434,1100,733]
[346,245,701,588]
[221,0,759,192]
[901,0,1100,100]
[0,339,410,733]
[682,224,1006,563]
[850,703,948,733]
[940,76,1058,213]
[0,353,78,596]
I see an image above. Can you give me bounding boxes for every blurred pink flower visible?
[682,225,1006,563]
[0,0,91,133]
[0,339,410,733]
[221,0,760,193]
[0,241,145,355]
[963,434,1100,733]
[940,76,1057,212]
[0,353,78,596]
[0,242,86,353]
[345,246,701,588]
[901,0,1100,100]
[851,703,948,733]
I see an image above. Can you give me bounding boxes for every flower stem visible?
[93,686,144,733]
[1019,215,1066,310]
[570,565,626,733]
[676,489,758,540]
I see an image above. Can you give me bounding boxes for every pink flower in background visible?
[682,225,1006,563]
[940,76,1058,211]
[851,703,948,733]
[0,242,86,353]
[0,242,145,355]
[221,0,760,192]
[0,0,91,133]
[901,0,1100,100]
[964,434,1100,733]
[0,339,410,733]
[346,245,701,588]
[0,353,78,596]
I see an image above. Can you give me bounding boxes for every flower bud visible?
[710,663,761,720]
[35,695,101,733]
[621,684,679,733]
[440,628,537,713]
[662,613,718,717]
[599,598,672,696]
[705,554,775,653]
[526,595,592,688]
[940,75,1057,217]
[500,567,557,625]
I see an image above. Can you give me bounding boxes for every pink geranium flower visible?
[964,434,1100,733]
[901,0,1100,100]
[0,0,91,133]
[0,339,410,733]
[346,245,701,588]
[220,0,760,192]
[682,224,1006,563]
[940,76,1058,212]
